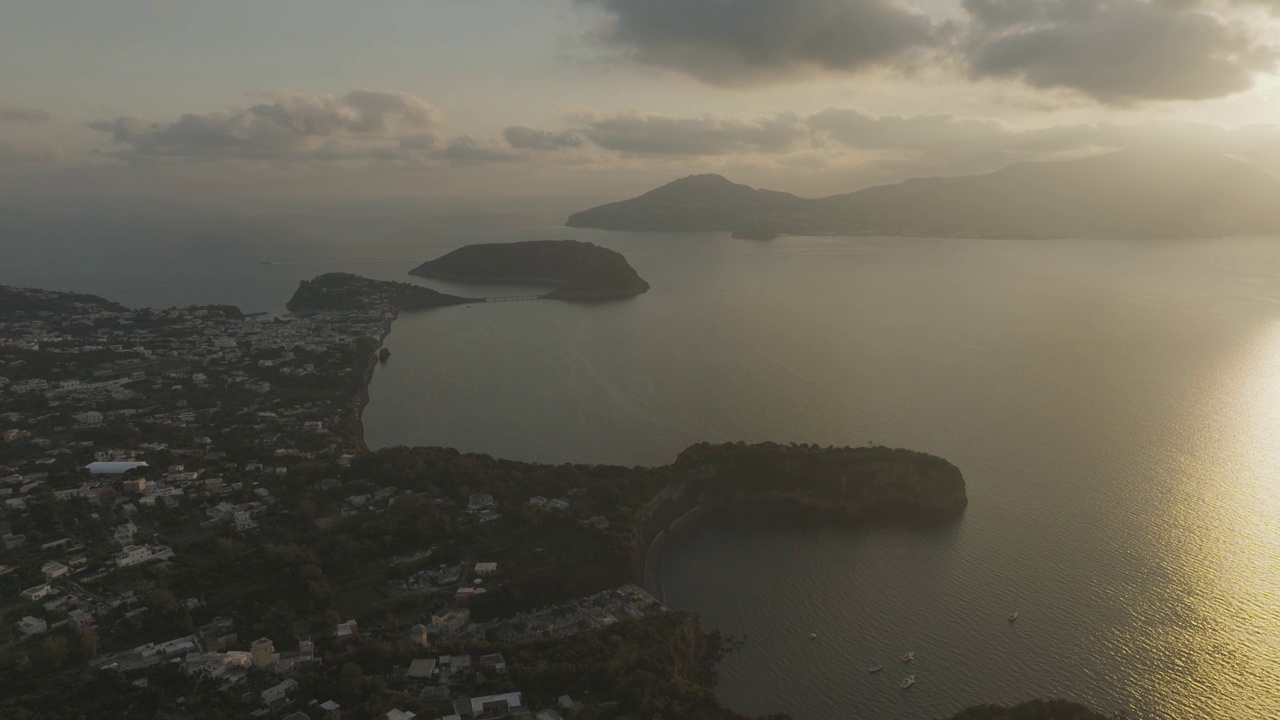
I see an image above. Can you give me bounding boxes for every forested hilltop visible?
[409,239,650,300]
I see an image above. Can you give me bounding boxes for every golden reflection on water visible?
[1133,320,1280,718]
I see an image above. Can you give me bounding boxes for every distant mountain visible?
[566,147,1280,239]
[409,239,650,301]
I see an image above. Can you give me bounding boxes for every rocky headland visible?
[286,272,473,313]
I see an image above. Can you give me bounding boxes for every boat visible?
[901,675,915,689]
[1008,612,1019,623]
[808,633,818,640]
[902,651,914,662]
[868,665,883,673]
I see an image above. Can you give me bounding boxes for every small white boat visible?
[902,651,914,662]
[901,674,915,689]
[809,633,818,640]
[1008,612,1019,623]
[868,665,883,673]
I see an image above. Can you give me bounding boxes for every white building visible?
[114,544,173,568]
[233,510,258,532]
[21,584,54,601]
[40,561,70,581]
[16,616,48,636]
[10,379,48,394]
[74,411,104,427]
[473,562,498,576]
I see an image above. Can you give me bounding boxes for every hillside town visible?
[0,281,684,720]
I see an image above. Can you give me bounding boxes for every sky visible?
[6,0,1280,201]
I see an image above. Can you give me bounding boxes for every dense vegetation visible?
[409,240,650,300]
[286,272,471,312]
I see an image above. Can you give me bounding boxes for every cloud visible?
[433,136,522,164]
[0,140,63,163]
[577,0,937,85]
[575,0,1275,104]
[571,110,810,155]
[0,106,52,124]
[87,90,445,162]
[959,0,1277,103]
[503,126,584,150]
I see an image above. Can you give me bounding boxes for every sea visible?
[4,203,1278,720]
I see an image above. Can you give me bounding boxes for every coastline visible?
[643,503,712,603]
[351,309,398,453]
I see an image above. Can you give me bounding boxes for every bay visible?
[5,206,1278,719]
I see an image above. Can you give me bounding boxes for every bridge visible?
[483,295,544,303]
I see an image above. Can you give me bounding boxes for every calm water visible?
[5,208,1279,718]
[366,232,1280,720]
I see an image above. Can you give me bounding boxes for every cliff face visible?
[674,441,968,519]
[631,442,967,581]
[409,239,650,301]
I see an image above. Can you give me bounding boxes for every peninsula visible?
[0,277,1111,720]
[408,239,650,300]
[286,271,473,312]
[566,146,1280,239]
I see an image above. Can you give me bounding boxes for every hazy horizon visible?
[8,1,1280,204]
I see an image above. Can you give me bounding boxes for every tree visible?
[81,629,99,658]
[339,661,365,705]
[40,635,69,668]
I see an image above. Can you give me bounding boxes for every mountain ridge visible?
[566,147,1280,239]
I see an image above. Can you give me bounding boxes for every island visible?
[567,145,1280,239]
[0,278,1114,720]
[408,239,650,300]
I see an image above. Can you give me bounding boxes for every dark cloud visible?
[88,90,444,161]
[573,110,808,155]
[960,0,1276,103]
[503,126,584,150]
[434,136,521,164]
[0,106,52,124]
[578,0,936,85]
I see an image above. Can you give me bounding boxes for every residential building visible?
[430,608,471,638]
[261,678,298,705]
[114,545,153,567]
[251,637,277,667]
[40,560,69,580]
[470,692,523,716]
[21,584,54,601]
[16,616,48,636]
[336,619,359,642]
